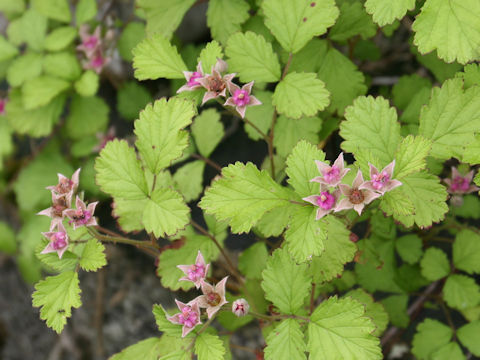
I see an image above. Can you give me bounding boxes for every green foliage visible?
[45,26,77,52]
[194,333,225,360]
[329,1,376,42]
[117,81,152,121]
[395,234,423,264]
[365,0,415,26]
[420,247,450,281]
[381,295,409,327]
[0,35,18,61]
[457,321,480,357]
[7,52,43,87]
[79,239,107,272]
[453,230,480,274]
[110,337,163,360]
[345,289,388,336]
[238,242,268,279]
[207,0,250,44]
[443,274,480,311]
[173,161,205,202]
[21,8,48,51]
[0,221,16,255]
[412,319,453,359]
[118,22,146,62]
[264,319,306,360]
[32,0,71,23]
[197,41,223,74]
[273,116,322,158]
[66,95,109,139]
[394,135,432,178]
[22,76,70,110]
[74,71,99,97]
[191,109,224,158]
[76,0,97,25]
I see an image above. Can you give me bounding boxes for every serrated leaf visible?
[76,0,97,25]
[22,76,70,110]
[207,0,250,44]
[273,72,330,119]
[152,305,184,337]
[173,160,205,202]
[365,0,415,26]
[21,8,48,51]
[6,52,43,87]
[392,74,432,111]
[307,296,382,360]
[345,289,388,336]
[394,135,432,179]
[135,98,196,174]
[32,271,82,333]
[431,342,466,360]
[79,239,106,272]
[238,242,268,279]
[36,239,78,272]
[197,41,223,74]
[117,81,152,121]
[255,203,295,237]
[118,22,146,62]
[458,321,480,357]
[395,234,423,264]
[66,95,109,139]
[264,319,306,360]
[195,333,225,360]
[0,35,18,61]
[133,34,186,80]
[412,0,480,64]
[329,1,376,42]
[191,108,224,158]
[273,115,322,157]
[443,274,480,311]
[110,337,163,360]
[225,31,281,83]
[381,295,409,328]
[457,63,480,89]
[420,247,450,281]
[262,0,339,53]
[32,0,71,23]
[453,230,480,274]
[412,319,453,359]
[45,26,77,51]
[74,70,99,97]
[199,162,292,233]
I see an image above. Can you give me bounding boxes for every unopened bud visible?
[232,299,249,317]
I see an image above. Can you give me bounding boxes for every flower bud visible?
[232,299,249,317]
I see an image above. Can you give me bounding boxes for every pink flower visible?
[77,26,101,57]
[224,81,262,118]
[232,299,249,317]
[0,97,7,115]
[443,167,479,195]
[196,277,229,319]
[167,299,202,337]
[360,161,402,194]
[335,170,381,215]
[302,185,341,220]
[40,223,70,259]
[311,153,350,187]
[197,59,236,104]
[84,49,109,74]
[37,193,70,230]
[177,250,210,289]
[64,196,98,230]
[46,168,81,199]
[176,62,204,93]
[94,127,116,152]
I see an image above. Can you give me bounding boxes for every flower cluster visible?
[303,154,402,218]
[443,166,479,206]
[77,25,114,74]
[37,169,98,258]
[177,59,261,118]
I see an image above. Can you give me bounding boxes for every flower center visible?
[372,171,390,190]
[72,209,92,225]
[187,264,205,281]
[349,188,364,204]
[451,176,469,192]
[51,232,67,250]
[91,55,105,68]
[323,165,340,183]
[233,89,250,107]
[52,197,68,217]
[178,306,198,328]
[57,178,74,194]
[84,36,99,49]
[206,76,225,93]
[187,72,202,87]
[206,292,221,307]
[316,191,335,210]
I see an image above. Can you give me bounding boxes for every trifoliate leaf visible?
[74,70,99,97]
[66,95,109,139]
[225,31,281,83]
[365,0,415,26]
[32,0,71,23]
[261,248,311,314]
[44,52,81,81]
[238,242,268,279]
[392,74,432,111]
[341,96,401,167]
[32,271,82,333]
[345,289,388,336]
[76,0,97,25]
[118,22,146,62]
[453,230,480,274]
[273,72,329,119]
[191,108,224,158]
[395,234,423,264]
[110,337,163,360]
[79,239,106,272]
[307,296,382,360]
[443,274,480,311]
[195,333,225,360]
[412,319,452,359]
[21,8,48,52]
[420,247,450,281]
[133,34,187,80]
[207,0,250,44]
[135,98,196,174]
[458,321,480,357]
[197,41,223,74]
[381,294,409,328]
[173,160,205,202]
[0,222,16,255]
[6,52,43,87]
[137,0,195,38]
[45,26,77,52]
[262,0,339,53]
[22,76,70,110]
[329,1,376,42]
[274,115,322,158]
[264,319,306,360]
[394,135,432,179]
[117,81,152,121]
[412,0,480,64]
[431,342,467,360]
[199,162,292,233]
[95,139,148,199]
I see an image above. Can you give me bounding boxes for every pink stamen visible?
[316,191,335,210]
[187,263,205,281]
[91,55,105,69]
[84,36,99,50]
[451,176,470,192]
[187,72,202,87]
[233,89,250,107]
[323,165,340,183]
[371,171,390,190]
[51,232,67,250]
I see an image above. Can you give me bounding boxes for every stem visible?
[309,283,316,315]
[151,174,157,193]
[89,228,160,250]
[191,153,222,172]
[439,299,456,340]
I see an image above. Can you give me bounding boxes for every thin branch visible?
[89,228,160,250]
[191,153,222,172]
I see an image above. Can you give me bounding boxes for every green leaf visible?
[457,63,480,89]
[395,234,423,264]
[255,203,295,237]
[329,1,376,42]
[0,0,25,13]
[420,247,450,281]
[133,34,187,80]
[207,0,250,45]
[45,26,77,51]
[196,41,223,74]
[74,70,99,97]
[110,337,163,360]
[393,74,432,111]
[37,240,78,272]
[452,195,480,219]
[95,139,148,199]
[264,319,306,360]
[66,95,109,139]
[117,81,152,121]
[21,8,48,51]
[261,248,311,314]
[22,76,70,110]
[419,78,480,160]
[191,108,224,158]
[32,0,71,23]
[76,0,97,25]
[341,96,401,167]
[6,52,43,87]
[244,90,273,141]
[431,342,466,360]
[381,295,409,327]
[44,52,81,81]
[458,321,480,357]
[199,162,292,233]
[365,0,415,26]
[307,296,382,360]
[137,0,195,38]
[414,48,462,83]
[345,289,388,336]
[412,0,480,64]
[32,271,82,333]
[79,239,106,272]
[273,72,330,119]
[118,22,146,62]
[135,98,196,174]
[153,305,184,337]
[0,35,18,61]
[195,333,225,360]
[453,230,480,274]
[173,160,205,202]
[443,274,480,311]
[262,0,339,53]
[273,115,322,157]
[0,221,16,255]
[238,242,268,279]
[394,135,432,178]
[462,134,480,165]
[226,31,281,83]
[412,319,453,359]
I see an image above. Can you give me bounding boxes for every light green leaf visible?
[153,305,187,337]
[66,95,109,139]
[394,135,432,178]
[36,239,78,272]
[264,319,306,360]
[462,134,480,165]
[117,81,152,121]
[195,333,225,360]
[191,108,224,158]
[0,35,18,61]
[262,0,339,53]
[329,1,376,42]
[420,247,450,281]
[197,41,223,74]
[431,342,466,360]
[414,48,462,83]
[135,97,196,174]
[458,321,480,357]
[307,296,382,360]
[21,8,48,51]
[443,274,480,311]
[118,22,146,62]
[381,295,409,328]
[341,96,401,167]
[173,160,205,202]
[412,319,452,359]
[244,90,273,141]
[395,234,423,264]
[392,74,432,111]
[22,76,70,110]
[76,0,97,25]
[255,202,296,237]
[238,242,268,279]
[79,239,106,272]
[133,34,187,80]
[199,162,292,233]
[6,52,43,87]
[273,72,329,119]
[32,0,71,23]
[457,63,480,89]
[45,26,77,52]
[261,248,311,314]
[412,0,480,64]
[110,337,163,360]
[44,52,81,81]
[274,115,322,157]
[452,195,480,219]
[365,0,415,26]
[226,31,281,83]
[0,221,16,255]
[74,70,99,97]
[345,289,389,336]
[32,271,82,333]
[113,198,148,233]
[0,0,25,13]
[207,0,250,45]
[453,230,480,274]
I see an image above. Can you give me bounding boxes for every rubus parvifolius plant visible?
[1,0,480,359]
